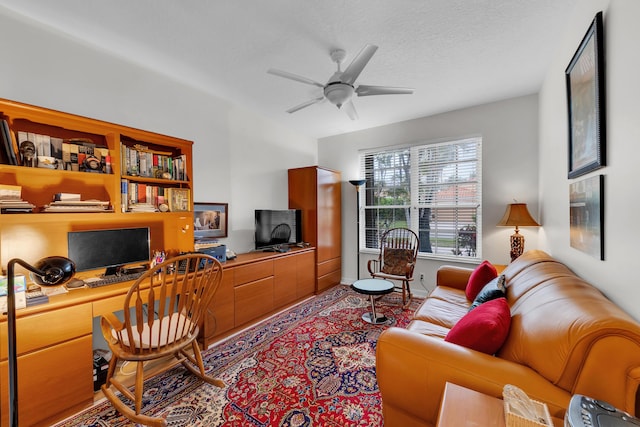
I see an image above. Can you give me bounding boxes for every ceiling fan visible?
[267,44,414,120]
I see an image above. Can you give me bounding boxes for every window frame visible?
[358,137,482,262]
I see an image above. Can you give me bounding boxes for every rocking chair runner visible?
[100,253,225,427]
[367,228,420,307]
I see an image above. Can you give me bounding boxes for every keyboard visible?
[84,272,145,288]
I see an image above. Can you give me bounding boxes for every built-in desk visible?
[0,246,316,427]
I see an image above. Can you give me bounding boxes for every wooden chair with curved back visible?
[100,253,225,427]
[367,227,420,308]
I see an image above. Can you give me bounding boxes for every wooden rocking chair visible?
[100,253,225,427]
[367,228,420,308]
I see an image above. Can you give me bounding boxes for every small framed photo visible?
[565,11,606,179]
[194,202,228,239]
[570,175,604,260]
[167,188,190,212]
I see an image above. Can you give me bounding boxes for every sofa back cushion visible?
[497,251,640,399]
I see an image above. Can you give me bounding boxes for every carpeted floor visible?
[55,284,421,426]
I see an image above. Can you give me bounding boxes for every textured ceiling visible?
[0,0,577,139]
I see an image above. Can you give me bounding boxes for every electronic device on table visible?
[254,209,302,252]
[67,227,150,288]
[565,394,640,427]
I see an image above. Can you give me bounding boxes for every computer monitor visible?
[67,227,150,276]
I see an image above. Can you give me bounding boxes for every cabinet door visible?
[316,168,341,264]
[1,335,93,427]
[274,257,297,308]
[234,277,274,326]
[201,268,235,347]
[297,250,316,298]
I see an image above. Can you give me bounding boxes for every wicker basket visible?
[504,398,553,427]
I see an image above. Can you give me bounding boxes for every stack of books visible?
[0,184,35,213]
[42,199,112,213]
[128,203,158,212]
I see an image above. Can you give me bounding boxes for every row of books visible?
[121,144,187,181]
[121,179,167,212]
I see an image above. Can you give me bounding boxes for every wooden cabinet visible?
[289,166,342,293]
[199,247,316,347]
[0,98,195,267]
[0,304,94,426]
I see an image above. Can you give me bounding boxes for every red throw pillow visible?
[465,260,498,301]
[445,297,511,354]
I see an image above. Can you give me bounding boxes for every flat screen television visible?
[255,209,302,251]
[67,227,151,276]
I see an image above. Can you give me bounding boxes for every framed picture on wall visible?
[569,175,604,260]
[565,11,606,179]
[194,202,228,239]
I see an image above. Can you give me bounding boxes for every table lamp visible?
[349,179,366,280]
[497,203,540,262]
[5,256,75,427]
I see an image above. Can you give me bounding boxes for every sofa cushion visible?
[445,297,511,354]
[469,275,506,311]
[465,260,498,301]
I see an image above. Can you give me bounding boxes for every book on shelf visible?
[54,192,82,201]
[0,119,18,165]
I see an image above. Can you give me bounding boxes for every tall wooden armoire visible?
[288,166,342,292]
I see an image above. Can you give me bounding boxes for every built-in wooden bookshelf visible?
[0,98,195,268]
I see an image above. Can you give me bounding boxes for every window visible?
[360,137,482,260]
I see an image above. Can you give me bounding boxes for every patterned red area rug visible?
[55,285,421,426]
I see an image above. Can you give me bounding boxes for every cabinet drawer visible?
[1,335,94,427]
[317,269,342,292]
[0,303,92,360]
[234,277,274,326]
[233,260,273,286]
[317,256,341,277]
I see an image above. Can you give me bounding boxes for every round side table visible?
[351,278,395,324]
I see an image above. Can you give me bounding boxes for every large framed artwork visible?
[194,202,228,239]
[565,11,605,179]
[569,175,604,260]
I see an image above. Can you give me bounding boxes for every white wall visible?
[539,0,640,319]
[0,6,317,254]
[319,95,540,290]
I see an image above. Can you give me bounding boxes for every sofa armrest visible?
[376,328,571,427]
[436,265,473,291]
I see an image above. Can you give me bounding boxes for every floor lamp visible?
[5,256,75,427]
[349,179,366,280]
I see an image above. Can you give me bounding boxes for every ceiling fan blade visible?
[356,85,414,97]
[286,96,325,113]
[341,44,378,85]
[267,68,325,88]
[343,99,359,120]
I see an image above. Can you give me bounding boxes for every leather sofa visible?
[376,250,640,427]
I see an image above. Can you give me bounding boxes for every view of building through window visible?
[359,137,482,259]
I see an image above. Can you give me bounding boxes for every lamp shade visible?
[497,203,540,227]
[32,256,76,285]
[349,179,366,186]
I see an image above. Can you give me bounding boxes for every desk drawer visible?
[1,335,93,427]
[234,277,274,326]
[233,260,273,286]
[0,303,92,360]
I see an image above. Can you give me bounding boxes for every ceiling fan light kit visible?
[267,43,413,120]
